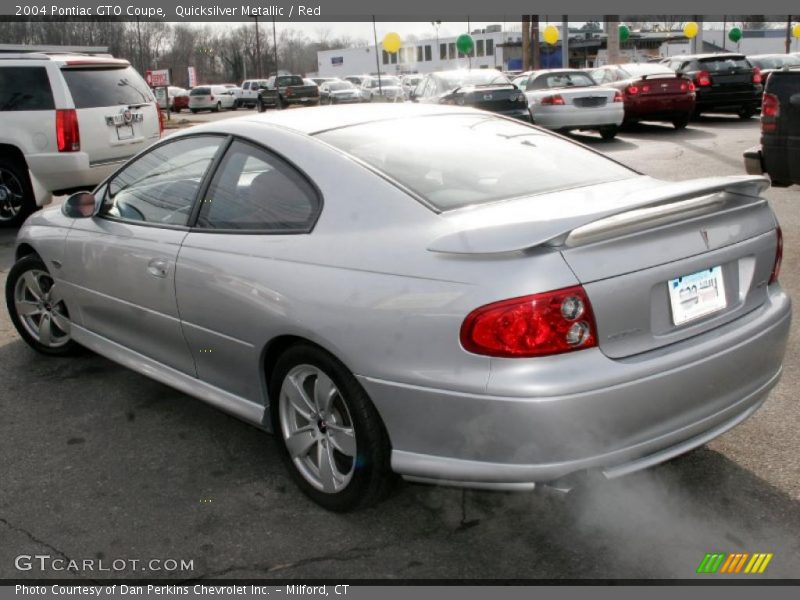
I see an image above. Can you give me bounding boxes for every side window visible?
[100,136,223,226]
[196,140,321,232]
[243,82,250,90]
[0,67,55,111]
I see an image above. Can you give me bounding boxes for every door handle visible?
[147,258,169,278]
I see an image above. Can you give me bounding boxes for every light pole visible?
[252,16,261,78]
[273,17,279,76]
[431,20,441,61]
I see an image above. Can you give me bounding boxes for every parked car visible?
[747,54,800,83]
[256,75,320,111]
[400,74,423,99]
[172,89,190,112]
[518,69,624,139]
[240,79,269,108]
[662,53,762,118]
[0,52,161,227]
[155,86,188,112]
[6,104,789,512]
[189,85,238,113]
[319,80,361,104]
[412,70,531,121]
[222,83,243,107]
[590,63,696,128]
[744,70,800,186]
[359,76,404,102]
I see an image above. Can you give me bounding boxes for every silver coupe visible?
[5,104,790,511]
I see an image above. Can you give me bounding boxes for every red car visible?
[172,90,190,112]
[590,63,696,129]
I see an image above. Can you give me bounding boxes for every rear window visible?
[191,87,211,95]
[697,56,751,71]
[438,71,511,90]
[61,66,153,108]
[276,76,304,87]
[536,72,596,88]
[0,67,54,111]
[317,114,634,211]
[619,64,674,78]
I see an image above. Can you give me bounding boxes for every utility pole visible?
[531,16,540,69]
[606,17,620,65]
[787,16,793,54]
[372,17,382,96]
[561,16,569,69]
[522,15,530,70]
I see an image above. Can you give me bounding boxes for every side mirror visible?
[62,191,98,219]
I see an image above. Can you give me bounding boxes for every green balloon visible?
[456,34,475,55]
[728,27,742,43]
[619,25,630,43]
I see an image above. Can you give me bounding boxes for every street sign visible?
[188,66,197,88]
[149,69,170,87]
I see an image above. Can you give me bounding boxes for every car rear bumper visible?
[695,89,761,112]
[625,95,695,120]
[360,285,790,487]
[26,152,135,194]
[534,104,624,130]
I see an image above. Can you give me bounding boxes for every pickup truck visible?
[240,79,268,108]
[256,75,319,111]
[744,70,800,187]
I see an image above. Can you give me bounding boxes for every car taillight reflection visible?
[56,109,80,152]
[753,67,762,84]
[540,94,566,105]
[460,286,598,358]
[695,70,712,87]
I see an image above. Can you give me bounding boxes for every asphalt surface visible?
[1,110,799,581]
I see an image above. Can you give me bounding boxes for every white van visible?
[0,52,162,227]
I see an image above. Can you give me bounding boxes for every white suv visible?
[0,53,162,227]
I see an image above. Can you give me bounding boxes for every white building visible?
[317,26,523,77]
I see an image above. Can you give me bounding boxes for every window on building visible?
[486,39,494,56]
[382,50,389,65]
[424,45,432,61]
[417,46,423,62]
[391,52,397,64]
[477,40,485,57]
[448,42,456,59]
[440,43,447,60]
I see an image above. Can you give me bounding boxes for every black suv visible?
[664,53,762,118]
[744,71,800,187]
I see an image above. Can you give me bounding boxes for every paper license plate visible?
[668,266,727,326]
[116,125,134,140]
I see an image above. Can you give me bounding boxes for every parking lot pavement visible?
[1,115,800,580]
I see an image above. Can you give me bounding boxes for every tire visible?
[672,114,690,129]
[270,343,394,512]
[0,157,36,228]
[599,125,618,140]
[230,102,238,111]
[738,106,755,120]
[277,96,285,110]
[257,98,266,113]
[214,102,221,113]
[191,109,198,114]
[5,255,83,356]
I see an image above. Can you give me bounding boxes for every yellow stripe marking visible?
[744,554,760,573]
[750,554,766,573]
[757,554,773,574]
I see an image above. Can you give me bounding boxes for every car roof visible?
[676,53,746,60]
[226,103,486,135]
[0,52,128,66]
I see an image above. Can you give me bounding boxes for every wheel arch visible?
[0,143,28,168]
[15,243,41,262]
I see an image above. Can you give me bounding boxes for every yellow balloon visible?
[683,22,699,39]
[382,32,401,54]
[543,25,559,45]
[793,24,800,39]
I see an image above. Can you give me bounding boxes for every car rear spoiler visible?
[427,176,770,254]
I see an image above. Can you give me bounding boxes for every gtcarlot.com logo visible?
[696,552,774,574]
[15,554,194,573]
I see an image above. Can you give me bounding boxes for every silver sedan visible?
[5,104,790,511]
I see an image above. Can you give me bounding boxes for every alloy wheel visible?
[13,269,71,348]
[0,166,25,223]
[279,365,357,494]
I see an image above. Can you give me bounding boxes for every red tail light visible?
[770,226,783,285]
[641,84,651,93]
[695,70,711,87]
[460,286,598,358]
[680,81,696,92]
[752,67,762,84]
[762,92,780,133]
[540,94,565,105]
[55,109,80,152]
[626,85,640,95]
[286,87,295,97]
[155,102,164,136]
[613,91,624,102]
